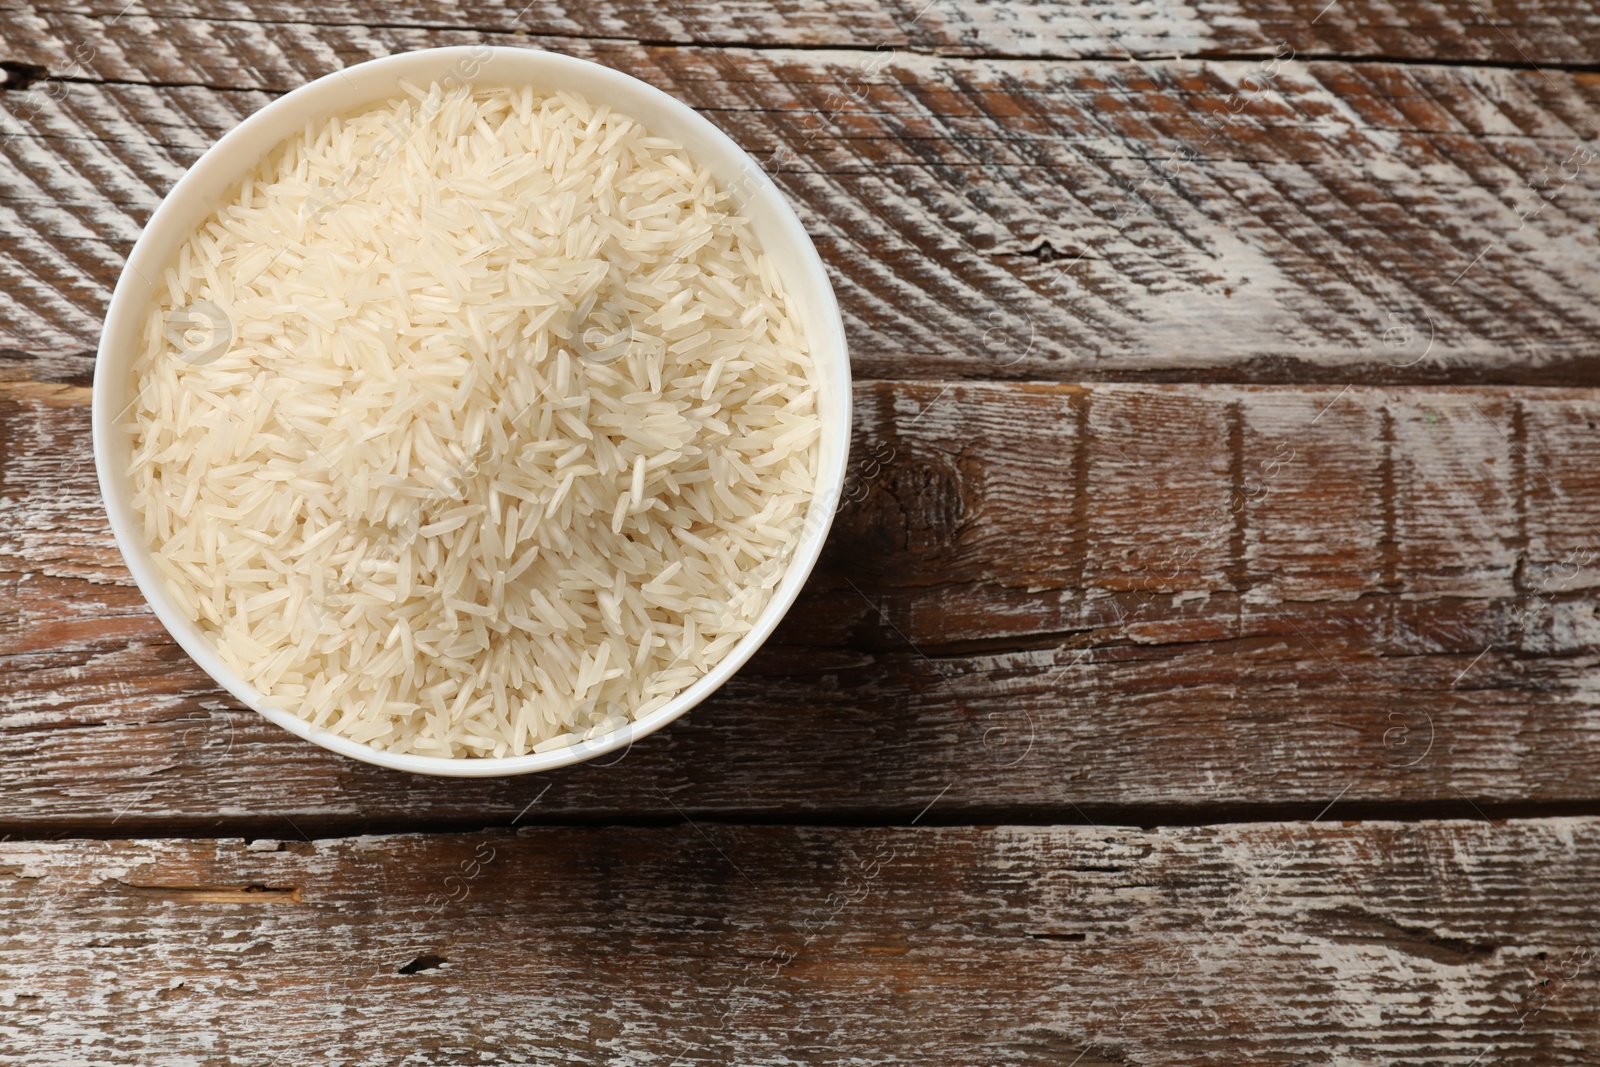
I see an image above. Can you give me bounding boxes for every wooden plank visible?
[7,378,1600,831]
[2,819,1598,1063]
[10,0,1600,64]
[4,42,1600,382]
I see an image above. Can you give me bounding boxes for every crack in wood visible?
[1378,406,1402,594]
[0,61,49,92]
[396,953,448,974]
[989,238,1087,262]
[1226,399,1253,596]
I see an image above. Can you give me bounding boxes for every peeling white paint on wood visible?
[2,32,1599,377]
[5,380,1600,828]
[11,0,1600,64]
[0,821,1596,1064]
[3,7,1600,1062]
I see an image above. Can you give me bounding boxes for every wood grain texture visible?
[4,27,1600,382]
[5,4,1599,1064]
[3,819,1599,1065]
[10,0,1600,63]
[8,377,1600,831]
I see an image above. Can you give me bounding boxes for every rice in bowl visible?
[125,81,820,758]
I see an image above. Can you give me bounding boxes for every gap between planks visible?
[13,798,1600,844]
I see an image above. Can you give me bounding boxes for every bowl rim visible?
[91,45,851,778]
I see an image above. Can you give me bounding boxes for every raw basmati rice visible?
[125,81,819,758]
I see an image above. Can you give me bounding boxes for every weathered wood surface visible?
[10,0,1600,64]
[3,819,1598,1065]
[5,27,1600,382]
[9,377,1600,832]
[6,3,1600,1064]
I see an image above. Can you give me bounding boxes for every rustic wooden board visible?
[3,819,1598,1064]
[5,33,1600,382]
[8,377,1600,832]
[10,0,1600,64]
[6,4,1599,1064]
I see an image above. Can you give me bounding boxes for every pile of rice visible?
[126,81,819,758]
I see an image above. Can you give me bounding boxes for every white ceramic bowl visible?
[92,46,851,777]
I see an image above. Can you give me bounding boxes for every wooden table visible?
[5,1,1600,1062]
